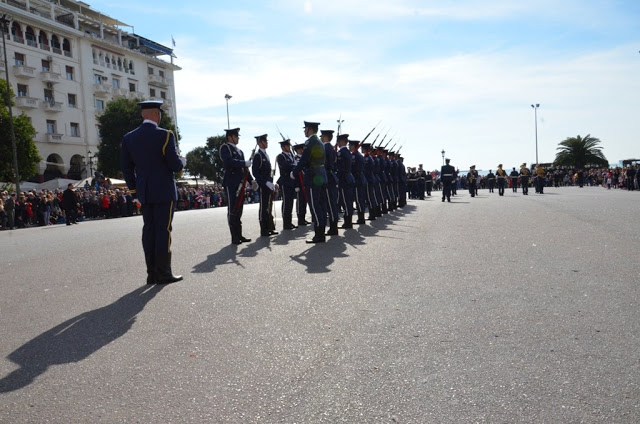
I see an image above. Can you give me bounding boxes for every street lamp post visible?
[224,94,232,128]
[337,117,344,136]
[1,14,20,194]
[441,149,445,165]
[87,150,95,176]
[531,103,540,166]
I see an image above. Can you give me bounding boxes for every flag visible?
[171,36,176,47]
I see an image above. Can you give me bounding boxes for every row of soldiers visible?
[219,122,409,244]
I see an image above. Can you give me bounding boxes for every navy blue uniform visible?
[351,150,367,214]
[220,142,253,242]
[496,168,507,196]
[336,146,355,221]
[276,150,296,229]
[121,121,184,280]
[252,149,276,235]
[363,153,378,218]
[520,168,530,195]
[324,143,340,226]
[291,135,327,229]
[441,164,455,202]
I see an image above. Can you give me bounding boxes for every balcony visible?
[46,133,64,143]
[15,96,39,109]
[127,91,146,101]
[112,87,129,98]
[93,83,111,95]
[41,71,62,84]
[161,98,173,108]
[42,100,63,112]
[148,74,168,87]
[13,65,36,79]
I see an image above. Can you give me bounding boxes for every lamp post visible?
[87,150,95,176]
[531,103,540,166]
[337,117,344,136]
[224,94,232,128]
[1,14,20,194]
[441,149,445,165]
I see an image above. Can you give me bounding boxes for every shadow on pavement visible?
[192,244,242,273]
[0,285,165,393]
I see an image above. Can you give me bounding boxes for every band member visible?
[425,169,433,197]
[293,143,309,226]
[276,139,297,230]
[416,164,427,199]
[441,158,455,202]
[361,143,378,220]
[486,169,495,193]
[349,139,368,224]
[520,163,530,195]
[220,127,255,244]
[396,154,408,207]
[336,134,355,228]
[510,167,519,192]
[120,100,185,284]
[252,134,278,236]
[467,165,478,197]
[496,164,507,196]
[535,163,546,194]
[321,130,340,235]
[291,121,328,243]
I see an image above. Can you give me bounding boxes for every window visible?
[46,120,56,134]
[68,94,77,108]
[41,59,50,72]
[129,82,136,92]
[159,70,164,78]
[94,74,102,84]
[70,123,80,137]
[65,66,74,80]
[44,89,54,103]
[148,67,154,75]
[160,91,166,99]
[112,79,120,89]
[95,99,104,111]
[17,84,28,97]
[14,53,25,66]
[149,88,156,97]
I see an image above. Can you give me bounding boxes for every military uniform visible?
[292,145,309,226]
[519,164,530,195]
[252,134,278,236]
[510,167,519,192]
[441,160,455,202]
[496,165,507,196]
[276,140,297,230]
[321,130,340,235]
[336,134,355,228]
[362,143,378,219]
[486,170,495,193]
[120,100,184,284]
[350,139,368,224]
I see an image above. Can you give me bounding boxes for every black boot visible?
[381,204,388,214]
[326,220,339,235]
[145,255,156,284]
[260,220,270,237]
[376,205,382,217]
[340,214,353,229]
[356,212,366,224]
[298,216,309,226]
[283,218,297,230]
[306,226,326,243]
[367,209,377,221]
[156,252,182,284]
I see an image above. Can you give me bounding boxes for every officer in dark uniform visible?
[496,164,507,196]
[416,165,427,199]
[292,143,309,226]
[441,158,455,202]
[510,167,519,192]
[486,169,495,193]
[62,183,78,225]
[452,168,458,196]
[397,154,408,207]
[291,121,328,243]
[519,163,530,195]
[467,165,478,197]
[425,169,433,197]
[120,100,185,284]
[336,134,355,228]
[252,134,278,236]
[220,127,255,244]
[349,139,368,224]
[321,130,340,235]
[373,146,387,214]
[276,139,297,230]
[361,143,378,220]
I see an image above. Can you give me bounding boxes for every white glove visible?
[266,181,276,191]
[290,171,295,180]
[251,181,258,190]
[274,182,279,191]
[245,160,252,167]
[295,187,300,193]
[179,157,187,167]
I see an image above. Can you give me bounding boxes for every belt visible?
[442,174,452,176]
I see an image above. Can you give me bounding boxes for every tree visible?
[0,79,40,182]
[96,97,178,177]
[184,135,226,182]
[553,134,608,169]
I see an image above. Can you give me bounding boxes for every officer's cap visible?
[279,139,291,146]
[224,128,240,136]
[255,134,268,142]
[138,100,163,110]
[361,143,372,149]
[445,158,450,163]
[337,134,349,141]
[348,139,360,146]
[303,121,320,128]
[293,143,305,150]
[320,130,334,135]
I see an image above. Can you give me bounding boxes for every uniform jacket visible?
[276,151,296,188]
[291,134,327,188]
[351,150,367,186]
[62,188,76,209]
[336,146,355,187]
[440,165,455,183]
[120,122,183,204]
[364,154,377,184]
[324,143,339,186]
[220,142,253,190]
[252,149,273,187]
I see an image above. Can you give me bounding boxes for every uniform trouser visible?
[281,185,295,224]
[354,184,367,213]
[376,182,385,206]
[296,189,307,221]
[521,178,529,194]
[469,184,475,196]
[308,184,327,228]
[418,181,426,199]
[497,179,506,195]
[258,186,274,232]
[339,185,354,217]
[442,181,452,200]
[488,180,495,192]
[398,183,407,206]
[141,201,175,258]
[65,207,77,223]
[511,178,518,192]
[325,183,339,223]
[426,181,432,195]
[226,186,245,240]
[536,177,545,193]
[367,183,378,211]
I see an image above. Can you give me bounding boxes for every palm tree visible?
[553,134,608,169]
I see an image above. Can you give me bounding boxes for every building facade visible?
[0,0,180,181]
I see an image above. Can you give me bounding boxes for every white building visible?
[0,0,180,182]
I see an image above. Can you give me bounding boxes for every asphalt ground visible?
[0,186,638,423]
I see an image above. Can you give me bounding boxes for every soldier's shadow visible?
[192,244,242,273]
[289,236,349,274]
[238,236,272,258]
[0,285,165,393]
[272,228,307,246]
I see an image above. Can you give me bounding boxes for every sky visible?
[90,0,639,171]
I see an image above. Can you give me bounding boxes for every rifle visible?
[276,124,287,141]
[370,132,382,148]
[396,145,403,154]
[359,120,381,146]
[377,130,390,149]
[234,144,257,212]
[337,113,342,137]
[388,142,397,152]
